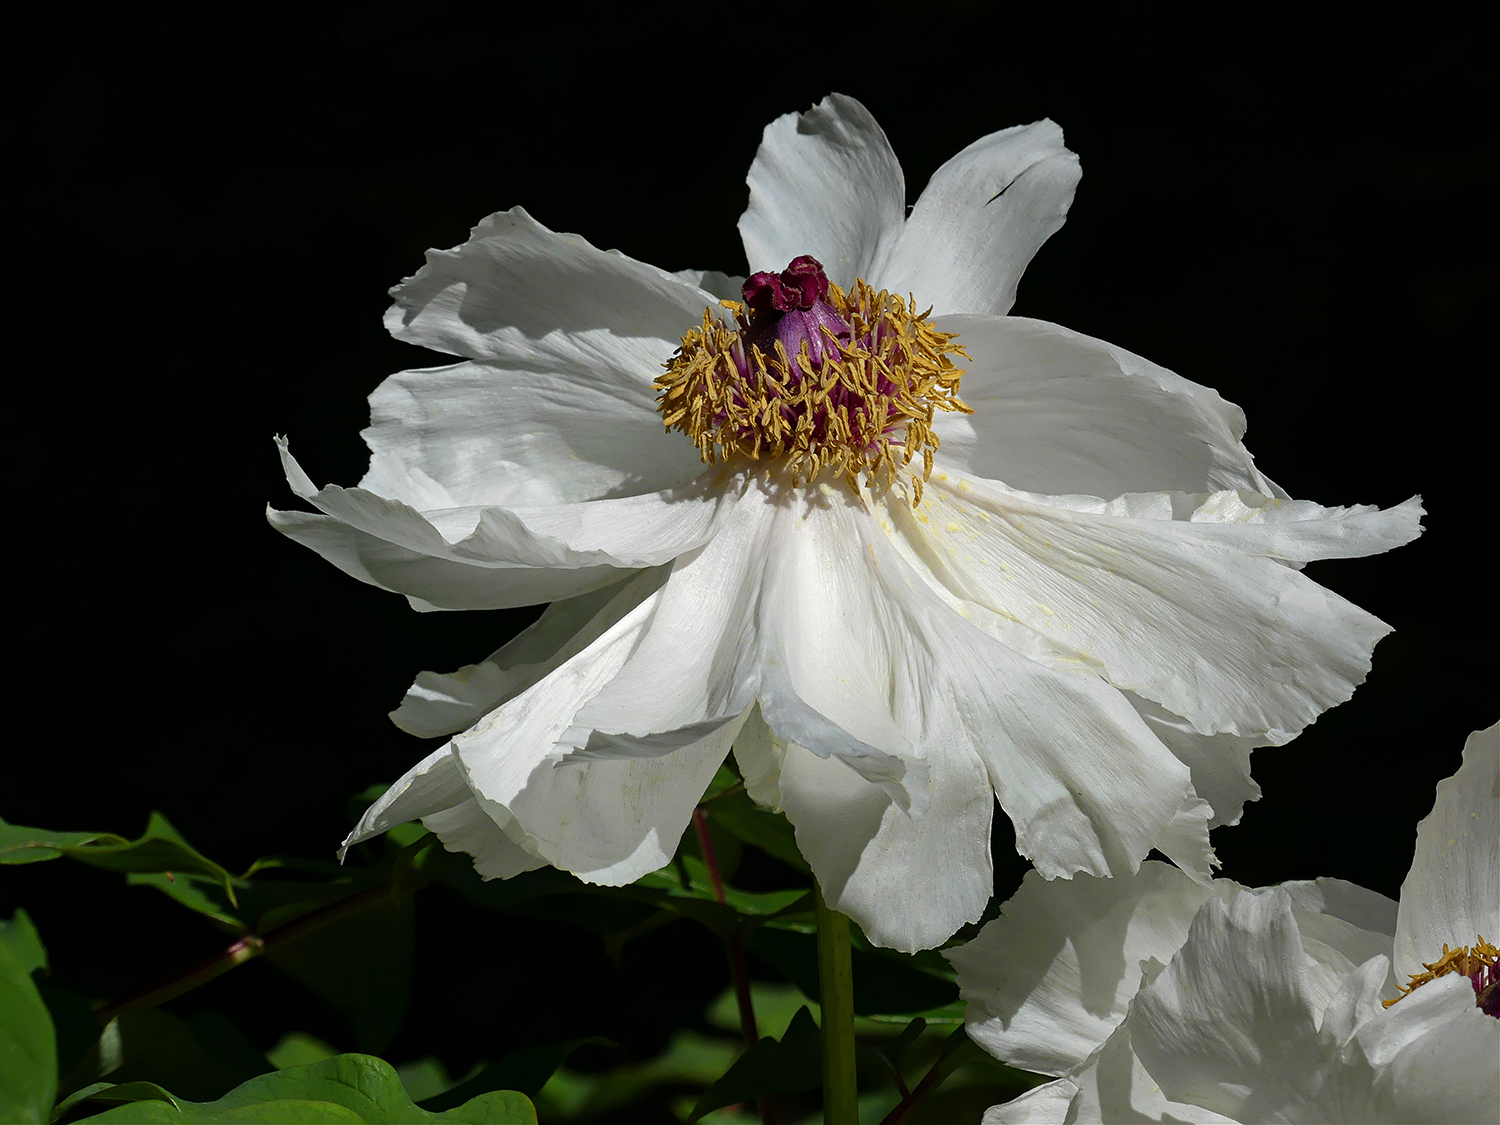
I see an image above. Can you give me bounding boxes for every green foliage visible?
[688,1007,822,1122]
[263,891,415,1054]
[1,909,48,975]
[64,1055,536,1123]
[0,922,57,1124]
[5,783,1028,1123]
[419,1039,610,1111]
[1,814,238,910]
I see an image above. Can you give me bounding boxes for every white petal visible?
[672,268,744,302]
[385,206,711,368]
[341,743,472,855]
[497,716,744,884]
[772,485,1194,886]
[1394,722,1500,985]
[562,495,769,748]
[773,729,993,955]
[947,862,1223,1075]
[737,94,904,286]
[916,473,1400,740]
[1024,486,1425,566]
[871,120,1080,317]
[1128,889,1326,1123]
[268,505,623,611]
[931,315,1275,498]
[730,704,780,811]
[362,358,704,509]
[1153,796,1218,885]
[1131,694,1269,829]
[391,576,650,738]
[1352,974,1500,1124]
[1316,953,1390,1064]
[421,798,547,881]
[993,1023,1239,1124]
[443,567,743,885]
[271,438,739,609]
[981,1077,1079,1124]
[1280,879,1398,1017]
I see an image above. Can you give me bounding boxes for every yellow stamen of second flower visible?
[655,256,971,506]
[1383,934,1499,1007]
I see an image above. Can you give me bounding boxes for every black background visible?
[8,0,1496,1076]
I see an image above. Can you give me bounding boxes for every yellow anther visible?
[655,278,970,505]
[1384,935,1498,1007]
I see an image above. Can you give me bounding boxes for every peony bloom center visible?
[1385,934,1500,1017]
[655,255,971,504]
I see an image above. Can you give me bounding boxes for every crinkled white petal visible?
[1153,796,1218,885]
[342,743,473,856]
[780,483,1195,884]
[738,94,904,287]
[985,1021,1240,1124]
[494,715,746,884]
[981,1077,1080,1124]
[914,471,1407,740]
[672,268,744,303]
[772,728,993,955]
[1021,485,1425,566]
[1394,721,1500,984]
[361,359,704,510]
[870,120,1080,318]
[1348,973,1500,1123]
[270,438,739,609]
[947,862,1228,1075]
[730,703,780,811]
[385,206,712,368]
[421,798,547,881]
[1129,694,1270,829]
[1279,879,1398,1016]
[1128,889,1326,1123]
[267,506,625,611]
[930,315,1277,498]
[391,576,652,738]
[545,485,926,811]
[435,570,726,884]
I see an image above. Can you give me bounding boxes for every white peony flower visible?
[270,93,1422,953]
[951,722,1499,1123]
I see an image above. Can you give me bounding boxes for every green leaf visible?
[745,927,959,1017]
[633,856,807,920]
[0,909,47,975]
[688,1007,822,1122]
[868,1016,927,1093]
[536,1033,737,1122]
[40,984,103,1087]
[75,1009,272,1103]
[126,872,244,930]
[0,814,238,908]
[264,891,415,1053]
[70,1055,536,1124]
[699,765,744,803]
[700,791,810,873]
[419,1037,610,1111]
[0,939,56,1124]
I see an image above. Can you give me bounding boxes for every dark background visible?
[8,0,1495,1081]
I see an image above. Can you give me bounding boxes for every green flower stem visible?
[815,884,859,1124]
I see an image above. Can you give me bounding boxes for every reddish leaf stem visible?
[693,806,777,1125]
[93,882,396,1025]
[878,1050,947,1125]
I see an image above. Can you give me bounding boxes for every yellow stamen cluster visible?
[655,279,971,505]
[1383,934,1498,1007]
